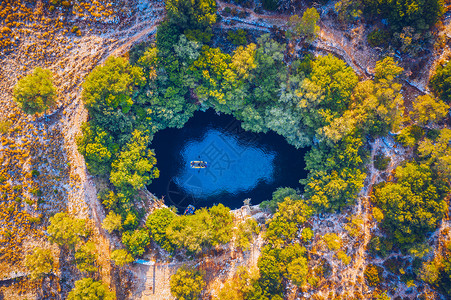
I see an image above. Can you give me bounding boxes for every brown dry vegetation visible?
[0,0,164,298]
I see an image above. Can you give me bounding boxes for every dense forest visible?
[2,0,451,297]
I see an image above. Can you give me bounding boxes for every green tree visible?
[304,168,366,212]
[13,67,57,115]
[260,187,299,213]
[364,264,383,286]
[208,203,233,247]
[265,197,314,249]
[365,0,444,31]
[76,122,117,176]
[166,0,216,30]
[418,128,451,179]
[297,54,358,137]
[257,252,283,297]
[67,278,115,300]
[166,204,233,254]
[110,130,159,195]
[410,94,449,125]
[122,228,150,257]
[227,29,248,46]
[102,211,123,233]
[47,213,86,249]
[430,61,451,103]
[170,266,205,300]
[216,266,263,300]
[286,8,320,42]
[327,56,404,137]
[166,213,209,254]
[234,217,260,251]
[110,249,134,266]
[25,247,54,280]
[82,56,145,135]
[373,162,449,246]
[146,207,176,252]
[322,233,342,251]
[75,242,98,273]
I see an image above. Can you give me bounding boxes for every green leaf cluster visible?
[373,162,449,247]
[25,247,54,280]
[67,278,115,300]
[47,213,87,249]
[13,67,57,115]
[170,266,205,300]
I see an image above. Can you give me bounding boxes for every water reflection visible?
[147,109,308,211]
[175,130,276,198]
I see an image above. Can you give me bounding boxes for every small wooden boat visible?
[190,161,208,168]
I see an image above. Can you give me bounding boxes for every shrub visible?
[25,248,54,280]
[367,29,390,47]
[323,233,342,251]
[170,266,205,300]
[13,67,57,115]
[374,153,390,170]
[67,278,115,300]
[227,29,247,46]
[364,264,383,286]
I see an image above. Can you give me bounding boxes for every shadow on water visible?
[147,109,309,211]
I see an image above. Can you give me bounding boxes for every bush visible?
[367,29,390,47]
[170,266,205,300]
[322,233,342,251]
[0,120,12,134]
[364,264,383,286]
[430,61,451,103]
[227,29,247,45]
[68,278,115,300]
[336,250,351,265]
[13,67,57,115]
[25,248,54,280]
[374,153,390,170]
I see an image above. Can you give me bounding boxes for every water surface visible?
[147,109,308,211]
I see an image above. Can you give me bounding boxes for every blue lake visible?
[147,109,308,211]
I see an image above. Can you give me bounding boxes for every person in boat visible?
[184,205,195,215]
[190,161,207,168]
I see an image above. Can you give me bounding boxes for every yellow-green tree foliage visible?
[25,247,54,280]
[47,213,86,249]
[170,266,205,300]
[110,130,159,195]
[67,278,115,300]
[13,67,57,114]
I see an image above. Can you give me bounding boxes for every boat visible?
[184,205,195,215]
[190,161,208,168]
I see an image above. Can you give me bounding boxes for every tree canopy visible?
[67,278,115,300]
[430,61,451,103]
[25,247,54,280]
[13,67,57,115]
[373,162,449,246]
[110,130,159,195]
[170,266,205,300]
[47,213,86,249]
